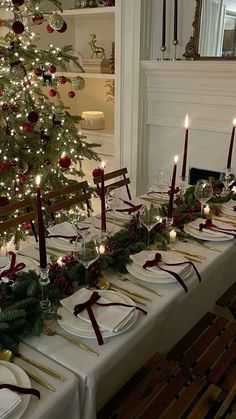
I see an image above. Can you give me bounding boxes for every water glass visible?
[194,179,213,213]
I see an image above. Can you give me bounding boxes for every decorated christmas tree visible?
[0,0,100,244]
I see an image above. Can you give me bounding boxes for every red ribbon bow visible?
[116,201,143,214]
[0,251,25,279]
[142,252,201,293]
[0,383,40,399]
[199,219,236,237]
[233,205,236,212]
[74,291,147,345]
[46,234,81,243]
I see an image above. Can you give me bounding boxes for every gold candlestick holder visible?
[172,40,180,61]
[39,266,51,311]
[157,46,169,61]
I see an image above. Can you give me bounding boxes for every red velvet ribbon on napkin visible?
[199,219,236,237]
[74,291,147,345]
[142,252,201,293]
[46,234,82,243]
[233,205,236,211]
[107,201,142,214]
[0,383,40,399]
[0,251,25,279]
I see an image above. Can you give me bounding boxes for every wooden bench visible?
[98,312,236,419]
[216,282,236,320]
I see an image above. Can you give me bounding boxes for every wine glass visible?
[106,186,121,232]
[194,179,213,213]
[219,169,235,195]
[139,204,161,248]
[74,233,100,287]
[153,170,170,202]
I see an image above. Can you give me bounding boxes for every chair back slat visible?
[46,192,91,213]
[0,199,34,215]
[44,181,88,200]
[93,167,132,200]
[0,210,36,232]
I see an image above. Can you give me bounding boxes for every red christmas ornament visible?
[57,76,67,84]
[11,103,19,112]
[0,89,3,96]
[27,111,39,123]
[57,21,67,33]
[68,90,75,98]
[12,21,24,34]
[46,24,54,33]
[0,162,9,170]
[48,65,56,74]
[32,14,44,25]
[12,0,24,5]
[92,167,102,177]
[23,121,33,133]
[59,154,71,169]
[34,67,43,77]
[22,221,31,230]
[18,174,27,183]
[2,103,9,111]
[0,196,9,206]
[49,88,57,97]
[23,79,31,87]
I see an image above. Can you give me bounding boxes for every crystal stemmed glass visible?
[154,170,170,203]
[74,233,100,287]
[194,179,213,214]
[106,186,121,232]
[219,169,235,195]
[139,204,161,248]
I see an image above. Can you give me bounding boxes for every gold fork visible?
[118,274,163,297]
[43,325,99,357]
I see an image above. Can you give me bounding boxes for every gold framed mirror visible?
[184,0,236,60]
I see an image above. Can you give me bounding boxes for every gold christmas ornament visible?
[48,13,64,31]
[71,75,85,91]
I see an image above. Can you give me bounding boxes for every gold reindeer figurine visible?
[88,34,106,59]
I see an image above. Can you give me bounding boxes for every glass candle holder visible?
[39,266,51,311]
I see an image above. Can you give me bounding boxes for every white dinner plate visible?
[0,361,31,419]
[58,290,139,339]
[184,224,234,242]
[46,237,74,252]
[17,255,39,272]
[126,262,193,284]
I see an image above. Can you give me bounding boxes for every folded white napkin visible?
[130,250,190,277]
[106,210,132,222]
[60,288,135,333]
[188,218,233,238]
[47,221,77,238]
[222,200,236,217]
[0,389,22,419]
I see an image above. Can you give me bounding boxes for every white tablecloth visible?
[16,343,80,419]
[24,237,236,419]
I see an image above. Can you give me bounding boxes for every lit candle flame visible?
[174,155,178,164]
[184,114,189,129]
[35,175,41,186]
[99,244,105,254]
[101,161,105,169]
[233,118,236,126]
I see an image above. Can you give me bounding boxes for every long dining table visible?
[20,214,236,419]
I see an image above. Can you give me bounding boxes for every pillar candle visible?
[100,161,106,232]
[174,0,178,42]
[35,175,47,269]
[161,0,166,48]
[181,114,189,179]
[167,156,178,219]
[227,118,236,169]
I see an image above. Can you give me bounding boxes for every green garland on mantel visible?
[1,184,235,352]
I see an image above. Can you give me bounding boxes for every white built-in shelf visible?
[60,72,115,79]
[82,128,114,138]
[62,6,115,19]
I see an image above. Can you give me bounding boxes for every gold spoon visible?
[0,349,56,391]
[97,279,147,306]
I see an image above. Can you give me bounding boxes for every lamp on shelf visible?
[81,111,105,130]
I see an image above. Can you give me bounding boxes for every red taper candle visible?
[173,0,178,42]
[168,156,178,219]
[161,0,166,48]
[100,161,106,232]
[227,118,236,169]
[181,114,189,179]
[35,175,47,269]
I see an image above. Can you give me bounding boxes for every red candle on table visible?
[168,155,178,219]
[181,114,189,179]
[173,0,178,42]
[227,118,236,169]
[161,0,166,49]
[35,175,47,269]
[100,161,106,232]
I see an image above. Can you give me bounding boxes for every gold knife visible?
[17,353,65,381]
[120,276,163,297]
[109,281,152,301]
[56,332,100,357]
[183,239,222,252]
[22,367,56,392]
[168,248,206,260]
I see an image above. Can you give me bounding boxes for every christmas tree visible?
[0,0,100,244]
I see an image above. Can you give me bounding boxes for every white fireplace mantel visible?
[140,60,236,188]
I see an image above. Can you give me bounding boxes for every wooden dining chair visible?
[0,198,37,238]
[93,167,132,200]
[43,180,92,218]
